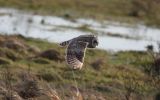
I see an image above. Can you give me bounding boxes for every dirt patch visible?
[0,35,41,60]
[38,49,64,61]
[91,58,105,70]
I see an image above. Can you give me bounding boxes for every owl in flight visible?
[59,35,98,70]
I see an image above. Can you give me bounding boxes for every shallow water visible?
[0,8,160,52]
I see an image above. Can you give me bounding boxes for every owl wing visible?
[66,41,88,69]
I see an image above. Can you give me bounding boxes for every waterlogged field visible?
[0,8,160,52]
[0,34,159,100]
[0,6,159,100]
[0,0,160,26]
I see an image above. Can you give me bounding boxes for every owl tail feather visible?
[59,40,71,47]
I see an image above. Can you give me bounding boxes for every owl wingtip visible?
[72,63,83,70]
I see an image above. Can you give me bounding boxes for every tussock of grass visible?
[0,34,159,99]
[0,57,12,64]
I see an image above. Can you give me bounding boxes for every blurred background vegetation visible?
[0,0,160,26]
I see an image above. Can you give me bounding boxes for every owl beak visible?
[93,40,98,46]
[95,41,98,46]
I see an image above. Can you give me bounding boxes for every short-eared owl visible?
[60,35,98,70]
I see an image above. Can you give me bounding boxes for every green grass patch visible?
[0,35,159,99]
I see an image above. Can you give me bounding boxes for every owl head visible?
[77,35,98,48]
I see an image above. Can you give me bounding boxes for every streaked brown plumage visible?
[60,35,98,70]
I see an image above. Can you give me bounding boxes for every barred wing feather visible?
[66,41,88,69]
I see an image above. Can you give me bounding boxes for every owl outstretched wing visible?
[66,41,88,69]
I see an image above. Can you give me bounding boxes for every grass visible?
[0,0,131,17]
[0,0,160,26]
[0,34,159,99]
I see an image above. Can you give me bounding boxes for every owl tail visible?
[59,40,71,47]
